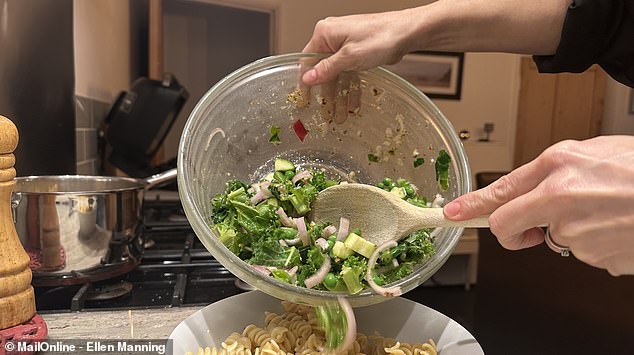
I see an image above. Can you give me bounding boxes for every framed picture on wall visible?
[383,51,465,100]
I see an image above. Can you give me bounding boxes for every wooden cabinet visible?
[514,57,606,167]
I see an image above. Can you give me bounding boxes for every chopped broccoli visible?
[309,171,339,190]
[289,184,318,216]
[308,222,329,245]
[378,230,435,266]
[340,255,367,294]
[413,157,425,168]
[273,227,298,240]
[373,229,434,285]
[373,262,416,285]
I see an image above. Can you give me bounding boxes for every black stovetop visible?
[34,199,245,313]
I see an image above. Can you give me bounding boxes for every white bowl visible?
[169,291,484,354]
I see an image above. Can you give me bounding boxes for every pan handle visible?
[143,168,177,190]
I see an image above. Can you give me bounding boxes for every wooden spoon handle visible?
[411,207,490,228]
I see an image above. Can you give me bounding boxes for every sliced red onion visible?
[294,217,309,246]
[336,217,350,241]
[279,240,288,247]
[366,241,403,297]
[283,237,302,246]
[322,225,337,238]
[276,208,296,228]
[204,128,226,152]
[288,266,298,277]
[250,189,272,205]
[315,238,329,251]
[303,256,331,289]
[250,182,273,205]
[250,264,271,276]
[334,297,357,353]
[292,170,313,184]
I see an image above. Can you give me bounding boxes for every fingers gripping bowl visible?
[177,53,470,307]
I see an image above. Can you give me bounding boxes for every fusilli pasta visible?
[186,302,436,355]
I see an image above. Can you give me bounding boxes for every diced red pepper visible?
[293,119,309,142]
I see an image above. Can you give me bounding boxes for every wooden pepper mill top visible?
[0,115,36,329]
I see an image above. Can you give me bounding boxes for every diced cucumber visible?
[289,195,310,216]
[275,158,295,172]
[264,172,275,181]
[265,197,280,208]
[332,241,354,259]
[344,233,377,258]
[390,187,406,199]
[341,266,364,294]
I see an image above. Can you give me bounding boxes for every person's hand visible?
[443,136,634,276]
[301,10,417,86]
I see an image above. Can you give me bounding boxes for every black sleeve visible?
[533,0,634,88]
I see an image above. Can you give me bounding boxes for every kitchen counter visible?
[42,306,202,339]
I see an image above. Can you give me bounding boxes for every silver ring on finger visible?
[545,227,571,257]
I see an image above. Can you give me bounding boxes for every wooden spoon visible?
[311,184,489,246]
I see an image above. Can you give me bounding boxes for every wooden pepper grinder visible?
[0,115,36,329]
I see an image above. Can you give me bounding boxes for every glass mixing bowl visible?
[177,53,471,307]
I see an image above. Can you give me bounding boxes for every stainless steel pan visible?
[12,168,177,286]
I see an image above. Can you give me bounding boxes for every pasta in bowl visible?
[169,291,483,355]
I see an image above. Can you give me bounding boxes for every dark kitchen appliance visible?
[100,75,189,178]
[0,0,76,175]
[32,196,244,312]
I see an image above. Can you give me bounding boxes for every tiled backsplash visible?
[75,95,110,175]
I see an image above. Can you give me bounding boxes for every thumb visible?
[302,51,351,86]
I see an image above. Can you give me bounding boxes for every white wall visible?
[74,0,131,102]
[602,78,634,135]
[435,53,520,178]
